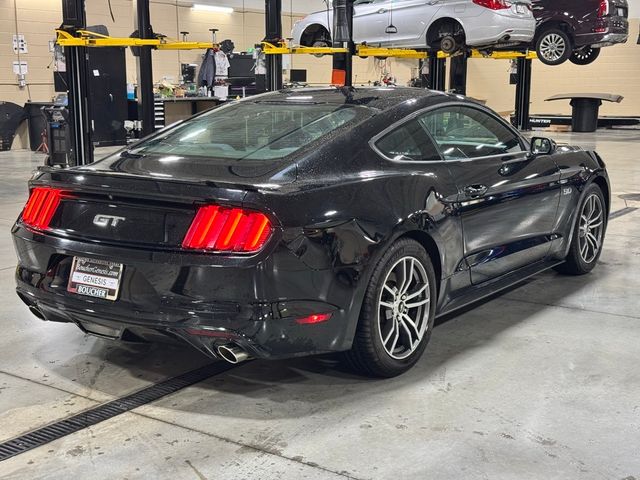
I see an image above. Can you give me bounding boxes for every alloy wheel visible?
[539,33,567,63]
[572,47,594,62]
[377,256,430,360]
[578,194,604,264]
[570,46,601,66]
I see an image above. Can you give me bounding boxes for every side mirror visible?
[530,137,556,155]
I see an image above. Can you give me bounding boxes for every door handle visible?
[463,184,488,198]
[377,8,387,13]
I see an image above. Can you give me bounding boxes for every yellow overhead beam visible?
[55,31,538,60]
[261,41,538,61]
[260,41,347,55]
[357,45,431,59]
[55,30,218,50]
[471,50,538,60]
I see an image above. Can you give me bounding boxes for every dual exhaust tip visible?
[25,302,252,365]
[217,344,250,364]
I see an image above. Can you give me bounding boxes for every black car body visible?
[12,88,611,376]
[532,0,629,65]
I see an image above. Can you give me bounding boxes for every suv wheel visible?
[569,46,601,66]
[536,28,572,66]
[345,239,437,377]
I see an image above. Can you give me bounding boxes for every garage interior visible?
[1,0,639,479]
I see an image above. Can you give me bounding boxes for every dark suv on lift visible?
[532,0,629,65]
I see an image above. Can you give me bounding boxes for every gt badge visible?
[93,214,126,227]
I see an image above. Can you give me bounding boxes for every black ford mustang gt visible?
[12,87,610,377]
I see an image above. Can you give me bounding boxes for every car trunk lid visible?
[24,163,291,250]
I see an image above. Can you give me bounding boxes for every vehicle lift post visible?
[426,55,446,91]
[264,0,283,91]
[60,0,156,164]
[332,0,355,87]
[61,0,93,166]
[135,0,155,136]
[514,57,532,130]
[448,52,469,95]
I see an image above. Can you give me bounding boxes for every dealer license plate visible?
[67,257,124,301]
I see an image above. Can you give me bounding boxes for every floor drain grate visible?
[0,362,235,462]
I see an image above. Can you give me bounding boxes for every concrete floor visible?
[0,131,639,480]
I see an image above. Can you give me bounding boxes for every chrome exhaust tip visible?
[28,305,46,320]
[217,344,250,364]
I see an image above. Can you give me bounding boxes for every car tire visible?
[569,46,601,66]
[536,28,572,66]
[555,184,607,275]
[345,238,437,377]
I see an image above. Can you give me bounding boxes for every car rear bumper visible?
[12,225,360,360]
[575,17,629,48]
[589,33,629,48]
[465,10,535,47]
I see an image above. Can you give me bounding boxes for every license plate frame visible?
[67,257,124,301]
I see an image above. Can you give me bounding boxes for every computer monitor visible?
[290,69,307,83]
[228,55,255,78]
[181,63,197,83]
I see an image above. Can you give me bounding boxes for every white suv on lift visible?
[292,0,536,54]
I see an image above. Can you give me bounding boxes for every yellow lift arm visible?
[55,31,537,60]
[55,29,218,50]
[261,41,538,61]
[260,41,347,55]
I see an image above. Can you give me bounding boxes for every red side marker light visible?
[296,313,332,325]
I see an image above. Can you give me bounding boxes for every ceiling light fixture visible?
[191,4,234,13]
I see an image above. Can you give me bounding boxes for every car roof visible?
[251,87,450,111]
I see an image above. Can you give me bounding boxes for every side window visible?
[420,106,524,160]
[374,119,441,162]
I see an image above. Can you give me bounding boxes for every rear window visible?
[126,101,372,161]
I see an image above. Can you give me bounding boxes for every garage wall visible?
[1,0,639,150]
[0,0,62,107]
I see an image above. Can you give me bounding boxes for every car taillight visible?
[182,205,273,253]
[473,0,510,10]
[597,0,609,17]
[21,187,64,230]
